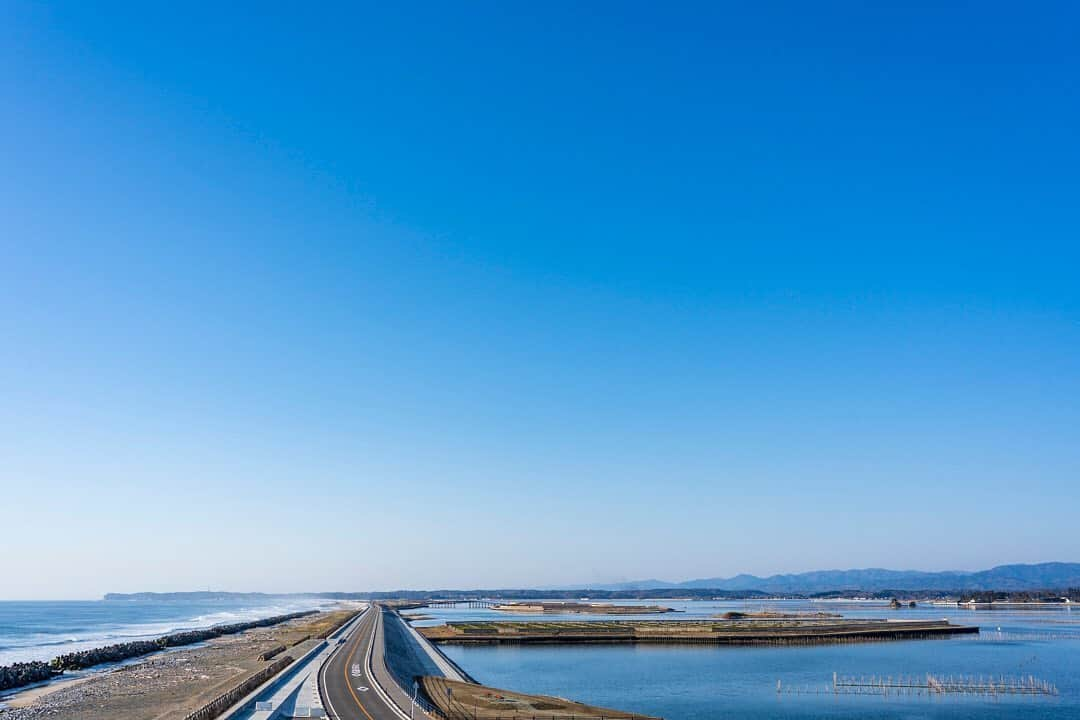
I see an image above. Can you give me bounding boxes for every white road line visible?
[319,606,368,720]
[363,610,412,720]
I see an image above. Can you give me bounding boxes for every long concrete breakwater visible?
[0,610,319,694]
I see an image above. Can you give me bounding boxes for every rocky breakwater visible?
[49,641,160,672]
[0,662,55,693]
[0,610,319,694]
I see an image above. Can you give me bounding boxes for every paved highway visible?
[320,606,416,720]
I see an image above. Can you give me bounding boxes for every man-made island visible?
[421,618,978,645]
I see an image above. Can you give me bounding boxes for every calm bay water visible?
[415,600,1080,719]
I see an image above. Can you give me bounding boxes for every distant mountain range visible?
[581,563,1080,593]
[104,563,1080,603]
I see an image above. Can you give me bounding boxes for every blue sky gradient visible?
[1,2,1078,599]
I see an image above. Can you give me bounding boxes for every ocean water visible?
[417,600,1080,719]
[0,596,336,667]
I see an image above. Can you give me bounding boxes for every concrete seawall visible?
[400,614,474,683]
[380,607,446,691]
[383,609,661,720]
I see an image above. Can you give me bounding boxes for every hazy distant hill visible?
[592,563,1080,593]
[103,591,309,602]
[104,563,1080,602]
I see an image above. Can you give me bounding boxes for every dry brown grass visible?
[421,677,657,720]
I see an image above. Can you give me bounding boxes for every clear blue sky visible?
[2,2,1077,599]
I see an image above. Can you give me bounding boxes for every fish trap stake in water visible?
[827,671,1058,697]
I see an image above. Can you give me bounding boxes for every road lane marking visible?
[362,609,411,720]
[321,607,370,720]
[343,614,377,720]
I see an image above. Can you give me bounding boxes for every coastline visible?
[0,607,358,720]
[0,598,339,668]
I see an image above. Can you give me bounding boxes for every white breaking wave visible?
[0,598,337,666]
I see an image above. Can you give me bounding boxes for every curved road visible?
[320,606,416,720]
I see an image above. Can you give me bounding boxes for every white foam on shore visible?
[0,598,337,666]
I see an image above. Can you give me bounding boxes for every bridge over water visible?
[426,599,498,609]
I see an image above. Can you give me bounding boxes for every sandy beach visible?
[0,609,355,720]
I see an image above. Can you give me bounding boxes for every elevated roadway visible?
[320,606,423,720]
[220,607,367,720]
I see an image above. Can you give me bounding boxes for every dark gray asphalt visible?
[320,606,410,720]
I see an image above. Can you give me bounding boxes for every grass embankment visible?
[297,609,359,639]
[421,677,659,720]
[421,619,978,645]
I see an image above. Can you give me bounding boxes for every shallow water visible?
[420,600,1080,719]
